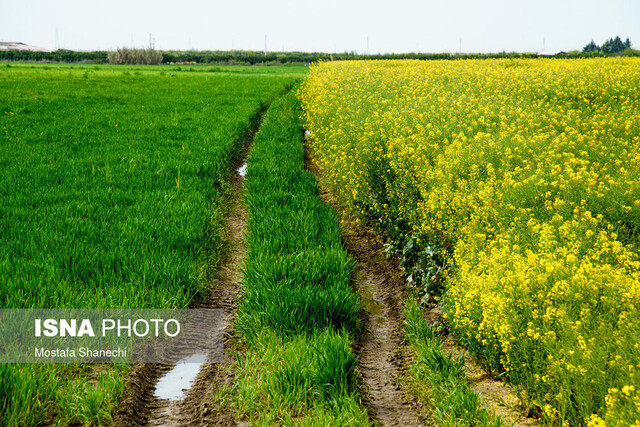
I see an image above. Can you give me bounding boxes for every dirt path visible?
[110,114,261,427]
[345,229,427,427]
[304,145,426,427]
[304,142,538,427]
[146,158,246,427]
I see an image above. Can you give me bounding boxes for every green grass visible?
[404,297,504,427]
[231,91,368,425]
[0,63,302,425]
[2,61,308,77]
[234,330,365,426]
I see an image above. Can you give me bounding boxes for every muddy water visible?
[357,272,386,326]
[154,354,206,401]
[236,162,248,178]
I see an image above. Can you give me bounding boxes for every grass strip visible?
[404,297,503,427]
[231,90,368,425]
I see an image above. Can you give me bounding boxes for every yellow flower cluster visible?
[588,385,640,426]
[299,58,640,424]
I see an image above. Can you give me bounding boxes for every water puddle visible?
[237,162,248,178]
[154,354,206,401]
[360,284,386,326]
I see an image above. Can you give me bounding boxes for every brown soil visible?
[110,116,259,427]
[304,142,539,427]
[146,163,246,427]
[304,145,426,427]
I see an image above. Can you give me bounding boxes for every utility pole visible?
[264,34,267,55]
[459,38,462,54]
[147,33,156,49]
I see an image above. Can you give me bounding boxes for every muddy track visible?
[110,108,264,427]
[304,142,538,427]
[304,144,426,427]
[145,158,246,427]
[343,228,426,427]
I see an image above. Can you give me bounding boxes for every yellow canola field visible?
[299,58,640,425]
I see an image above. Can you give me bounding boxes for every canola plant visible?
[299,58,640,425]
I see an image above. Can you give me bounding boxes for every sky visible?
[1,0,639,54]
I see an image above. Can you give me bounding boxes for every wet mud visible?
[305,140,538,426]
[110,114,259,427]
[305,143,425,427]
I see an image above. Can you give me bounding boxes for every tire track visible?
[304,140,538,427]
[145,153,246,427]
[110,104,267,427]
[304,142,426,427]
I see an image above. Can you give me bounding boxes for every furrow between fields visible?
[345,229,426,427]
[304,143,426,427]
[147,150,247,427]
[110,102,270,427]
[303,143,537,427]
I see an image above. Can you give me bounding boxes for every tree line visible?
[583,36,632,54]
[0,49,108,62]
[0,49,541,64]
[1,43,638,65]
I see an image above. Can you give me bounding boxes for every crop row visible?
[299,58,640,425]
[232,90,368,425]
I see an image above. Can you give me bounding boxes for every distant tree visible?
[602,36,627,54]
[583,40,600,53]
[625,38,632,49]
[612,36,626,52]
